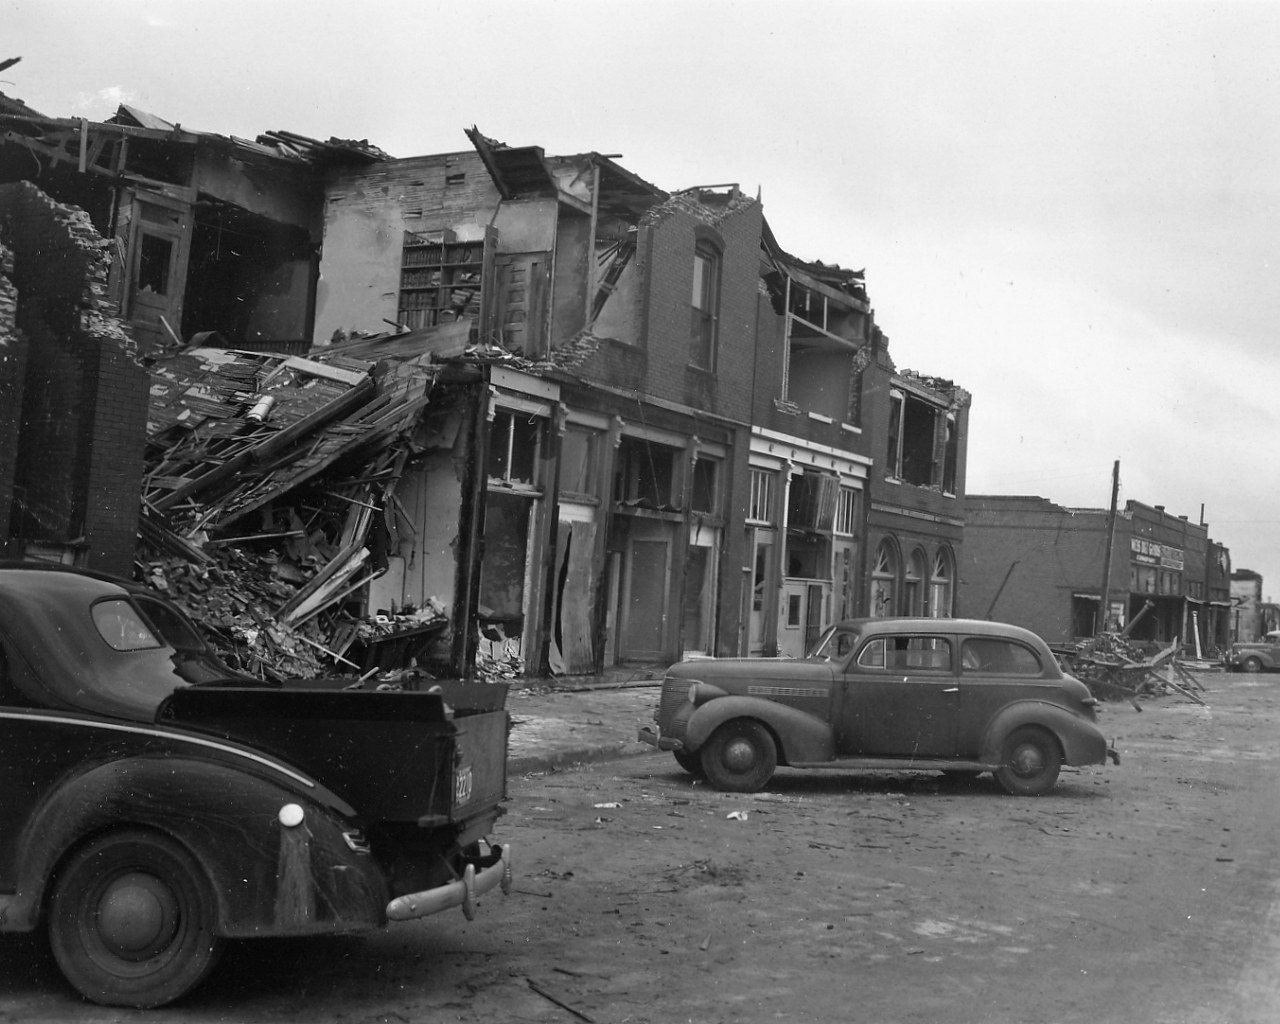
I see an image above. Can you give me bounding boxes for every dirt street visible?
[5,672,1280,1023]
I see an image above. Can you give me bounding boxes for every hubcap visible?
[1010,743,1045,778]
[96,873,179,960]
[722,737,758,773]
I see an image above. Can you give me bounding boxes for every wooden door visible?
[125,192,191,351]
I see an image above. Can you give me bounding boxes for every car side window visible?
[857,636,952,672]
[961,638,1042,675]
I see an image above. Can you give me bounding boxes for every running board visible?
[788,758,998,771]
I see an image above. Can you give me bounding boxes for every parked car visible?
[0,564,512,1008]
[640,617,1119,795]
[1225,631,1280,672]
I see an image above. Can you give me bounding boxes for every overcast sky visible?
[8,0,1280,598]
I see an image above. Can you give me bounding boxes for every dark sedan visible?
[640,617,1119,795]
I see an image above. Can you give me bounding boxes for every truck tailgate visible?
[156,688,508,825]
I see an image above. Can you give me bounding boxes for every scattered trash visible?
[593,802,622,809]
[726,810,749,821]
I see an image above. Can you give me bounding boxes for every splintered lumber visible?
[277,545,369,625]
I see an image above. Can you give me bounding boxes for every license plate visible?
[454,765,473,807]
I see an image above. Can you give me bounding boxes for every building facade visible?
[964,495,1229,651]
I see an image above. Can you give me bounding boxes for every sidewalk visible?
[505,680,664,775]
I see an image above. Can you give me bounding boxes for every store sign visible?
[1131,538,1184,570]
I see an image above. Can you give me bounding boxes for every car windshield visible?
[808,626,860,660]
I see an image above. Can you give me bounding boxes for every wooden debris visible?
[1058,633,1212,706]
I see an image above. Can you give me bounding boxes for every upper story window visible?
[943,413,960,495]
[887,387,945,488]
[691,243,720,370]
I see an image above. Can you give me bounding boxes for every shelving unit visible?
[398,234,484,330]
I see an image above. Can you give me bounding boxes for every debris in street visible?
[1059,634,1210,707]
[726,810,749,821]
[525,977,595,1023]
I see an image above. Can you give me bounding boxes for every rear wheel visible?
[1243,657,1263,673]
[701,720,777,793]
[49,829,222,1008]
[994,726,1062,796]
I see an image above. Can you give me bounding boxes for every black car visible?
[0,565,511,1007]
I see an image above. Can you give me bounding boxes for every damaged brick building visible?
[0,91,973,679]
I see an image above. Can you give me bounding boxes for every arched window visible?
[904,549,926,616]
[870,540,898,618]
[929,548,953,618]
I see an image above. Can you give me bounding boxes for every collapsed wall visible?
[0,180,146,576]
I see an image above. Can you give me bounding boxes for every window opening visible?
[615,437,677,508]
[691,459,718,514]
[870,540,897,617]
[137,234,173,295]
[487,410,540,486]
[748,469,775,524]
[560,426,598,496]
[691,243,719,369]
[834,487,858,535]
[929,548,953,618]
[943,413,959,494]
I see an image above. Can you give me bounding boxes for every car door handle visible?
[941,687,959,693]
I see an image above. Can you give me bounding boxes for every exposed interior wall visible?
[788,348,851,422]
[315,153,501,343]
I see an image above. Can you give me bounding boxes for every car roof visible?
[833,617,1050,646]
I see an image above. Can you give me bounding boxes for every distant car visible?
[1225,631,1280,672]
[640,617,1119,796]
[0,565,511,1008]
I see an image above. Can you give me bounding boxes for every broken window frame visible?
[690,242,720,371]
[483,401,545,494]
[886,386,944,488]
[942,412,959,496]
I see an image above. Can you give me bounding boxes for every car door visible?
[955,635,1051,757]
[841,633,959,757]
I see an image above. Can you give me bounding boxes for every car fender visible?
[979,702,1108,767]
[684,696,835,764]
[4,756,387,937]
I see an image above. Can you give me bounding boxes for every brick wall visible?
[962,495,1111,641]
[0,181,146,575]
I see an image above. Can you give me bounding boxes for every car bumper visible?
[638,725,683,751]
[385,843,512,922]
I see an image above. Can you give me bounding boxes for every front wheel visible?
[994,726,1062,796]
[49,829,223,1008]
[673,749,703,776]
[701,720,777,793]
[1243,657,1263,673]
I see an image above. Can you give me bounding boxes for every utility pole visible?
[1097,460,1120,636]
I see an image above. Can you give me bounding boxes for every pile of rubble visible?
[1059,633,1208,708]
[136,347,450,680]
